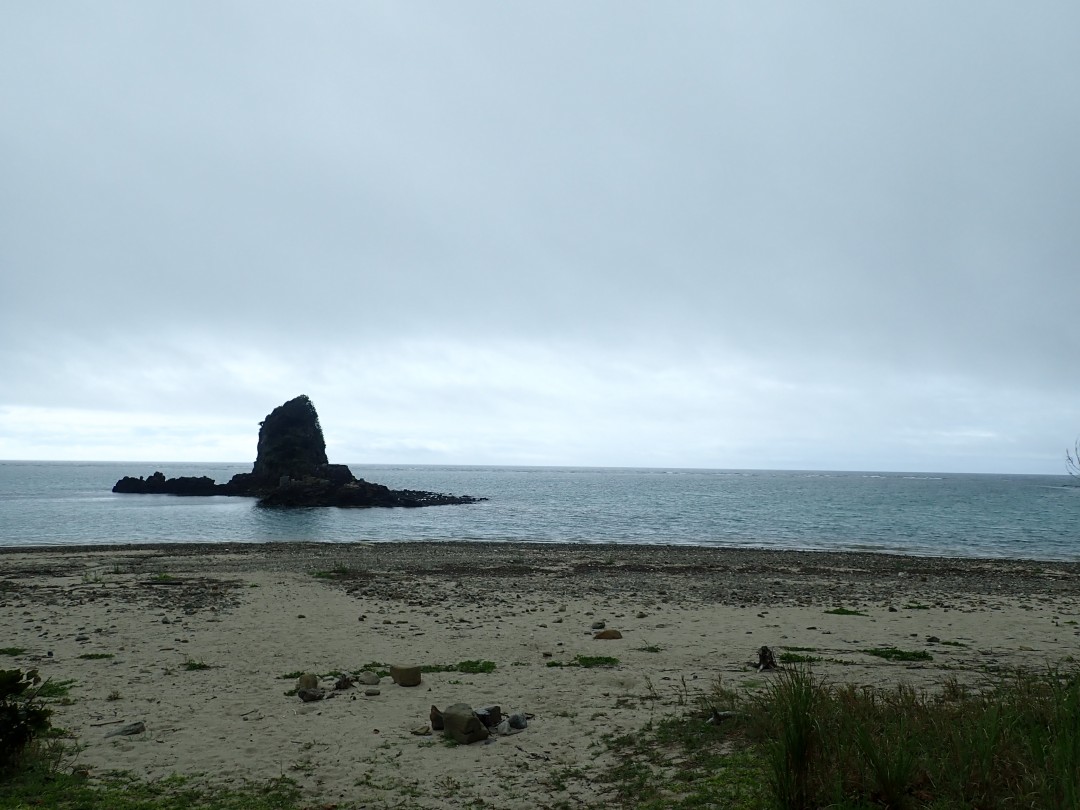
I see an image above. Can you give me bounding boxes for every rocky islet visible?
[112,395,484,508]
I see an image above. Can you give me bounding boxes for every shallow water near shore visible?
[1,461,1077,560]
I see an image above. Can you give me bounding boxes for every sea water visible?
[0,461,1077,560]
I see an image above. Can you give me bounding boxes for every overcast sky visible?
[2,3,1079,473]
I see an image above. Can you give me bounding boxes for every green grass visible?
[581,666,1080,809]
[36,679,76,699]
[454,659,496,674]
[823,607,867,616]
[778,652,820,664]
[748,667,1080,809]
[182,660,212,671]
[77,653,115,660]
[597,708,768,808]
[310,566,366,580]
[150,572,176,582]
[546,655,620,669]
[634,645,664,653]
[904,603,932,610]
[0,763,304,809]
[0,648,27,657]
[862,646,933,662]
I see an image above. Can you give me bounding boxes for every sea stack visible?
[112,395,485,508]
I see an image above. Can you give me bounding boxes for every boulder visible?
[442,703,490,744]
[296,673,319,690]
[475,705,502,728]
[389,665,422,687]
[594,629,623,640]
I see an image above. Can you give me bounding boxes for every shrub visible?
[0,669,53,773]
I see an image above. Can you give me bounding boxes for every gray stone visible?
[591,620,606,630]
[390,665,422,687]
[364,688,380,696]
[297,687,325,702]
[105,721,146,738]
[475,705,502,727]
[356,671,380,685]
[442,702,490,744]
[508,713,528,730]
[296,673,319,690]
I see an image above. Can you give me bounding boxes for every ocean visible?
[0,461,1077,560]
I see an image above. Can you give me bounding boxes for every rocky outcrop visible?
[112,471,222,496]
[112,395,484,508]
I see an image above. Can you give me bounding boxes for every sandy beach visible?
[2,542,1079,808]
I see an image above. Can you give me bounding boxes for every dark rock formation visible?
[112,395,485,509]
[112,471,221,496]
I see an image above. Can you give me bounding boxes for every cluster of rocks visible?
[291,668,386,702]
[287,666,530,746]
[429,703,530,745]
[113,396,484,508]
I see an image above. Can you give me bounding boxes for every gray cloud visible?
[2,3,1078,472]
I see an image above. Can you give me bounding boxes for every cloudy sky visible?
[2,3,1078,473]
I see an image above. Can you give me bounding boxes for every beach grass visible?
[593,667,1080,809]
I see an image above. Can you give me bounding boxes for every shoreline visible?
[3,541,1078,808]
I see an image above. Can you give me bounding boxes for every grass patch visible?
[77,653,115,660]
[36,679,76,700]
[455,660,496,674]
[150,572,176,582]
[0,765,304,809]
[547,655,620,669]
[597,704,768,808]
[417,660,497,675]
[779,652,820,664]
[634,645,664,653]
[0,648,27,657]
[862,647,933,662]
[182,660,212,671]
[823,607,867,616]
[905,603,932,610]
[589,666,1080,809]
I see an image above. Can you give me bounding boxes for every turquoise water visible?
[0,461,1077,560]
